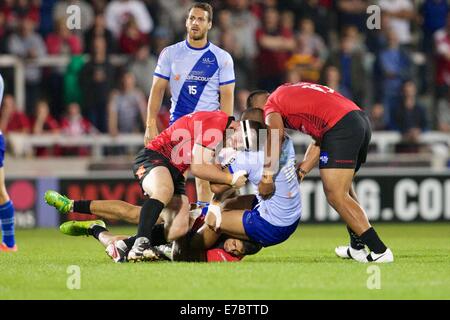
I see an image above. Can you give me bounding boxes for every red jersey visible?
[146,111,231,174]
[264,82,361,140]
[207,248,242,262]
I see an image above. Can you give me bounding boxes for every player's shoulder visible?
[160,40,185,56]
[208,42,233,62]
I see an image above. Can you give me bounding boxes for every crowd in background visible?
[0,0,449,157]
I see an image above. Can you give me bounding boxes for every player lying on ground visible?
[46,193,262,262]
[248,85,393,263]
[129,110,262,262]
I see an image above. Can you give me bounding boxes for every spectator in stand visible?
[91,0,108,14]
[45,18,83,55]
[393,81,428,152]
[420,0,449,53]
[84,13,116,54]
[15,0,40,24]
[322,65,352,99]
[326,35,366,105]
[107,72,146,136]
[31,100,59,134]
[118,16,148,54]
[45,18,83,118]
[60,102,97,156]
[256,7,295,91]
[369,103,387,131]
[0,0,18,32]
[53,0,94,35]
[437,91,450,133]
[434,12,450,97]
[375,29,411,128]
[230,0,260,65]
[296,0,331,44]
[127,44,157,95]
[336,0,369,32]
[30,100,59,156]
[378,0,415,47]
[80,36,114,133]
[366,11,390,55]
[105,0,153,38]
[7,16,46,114]
[287,18,327,83]
[0,94,30,134]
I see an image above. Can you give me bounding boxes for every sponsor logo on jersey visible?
[202,57,216,65]
[319,152,329,165]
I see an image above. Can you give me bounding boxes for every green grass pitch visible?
[1,223,449,300]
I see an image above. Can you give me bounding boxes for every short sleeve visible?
[154,47,171,80]
[263,94,281,118]
[219,52,235,86]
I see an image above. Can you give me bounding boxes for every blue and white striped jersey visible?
[154,40,235,124]
[228,137,302,227]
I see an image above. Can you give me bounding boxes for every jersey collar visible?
[185,39,210,51]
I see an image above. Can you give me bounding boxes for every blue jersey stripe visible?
[172,50,219,122]
[219,79,235,86]
[154,72,170,80]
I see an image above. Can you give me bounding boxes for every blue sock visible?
[0,200,15,247]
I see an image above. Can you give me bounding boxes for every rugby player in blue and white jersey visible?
[200,132,301,249]
[145,2,235,203]
[0,74,17,252]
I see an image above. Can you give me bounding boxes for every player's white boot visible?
[335,245,369,263]
[367,248,394,263]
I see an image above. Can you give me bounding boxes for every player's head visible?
[226,120,266,151]
[246,90,270,109]
[241,107,264,124]
[186,2,213,41]
[223,238,263,257]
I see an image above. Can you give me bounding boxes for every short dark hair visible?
[241,240,263,255]
[241,108,264,124]
[246,90,270,109]
[189,2,213,22]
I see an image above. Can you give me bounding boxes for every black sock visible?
[73,200,92,214]
[347,225,365,250]
[123,235,137,249]
[150,224,167,246]
[136,198,165,241]
[88,225,108,240]
[360,227,387,254]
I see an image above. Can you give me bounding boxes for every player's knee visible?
[127,206,141,224]
[325,191,346,208]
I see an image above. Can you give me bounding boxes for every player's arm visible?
[191,144,247,188]
[144,75,169,145]
[258,112,284,198]
[219,83,234,116]
[297,140,321,181]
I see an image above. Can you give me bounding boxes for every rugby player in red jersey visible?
[248,83,393,263]
[129,110,262,262]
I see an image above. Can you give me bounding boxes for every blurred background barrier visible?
[7,169,450,228]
